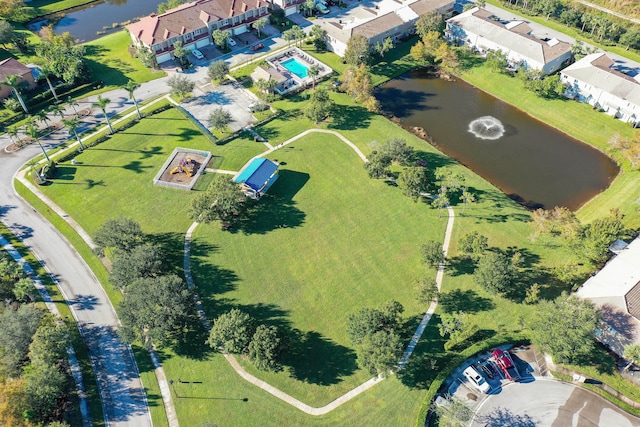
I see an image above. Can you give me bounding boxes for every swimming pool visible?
[281,57,309,79]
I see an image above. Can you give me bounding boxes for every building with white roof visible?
[561,52,640,127]
[445,7,572,75]
[320,0,454,57]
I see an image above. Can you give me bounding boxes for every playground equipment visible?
[170,158,199,177]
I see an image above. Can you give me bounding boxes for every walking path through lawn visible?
[182,129,455,415]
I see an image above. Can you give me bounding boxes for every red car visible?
[252,43,264,51]
[492,349,520,381]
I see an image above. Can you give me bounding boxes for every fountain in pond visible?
[468,116,505,140]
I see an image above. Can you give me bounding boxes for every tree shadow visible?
[173,320,213,359]
[54,165,78,181]
[189,242,239,297]
[123,160,153,174]
[138,146,164,159]
[328,104,373,131]
[446,255,476,277]
[439,289,495,313]
[600,304,638,341]
[71,294,100,311]
[235,170,308,235]
[284,329,357,386]
[84,179,106,189]
[176,127,203,142]
[374,85,436,118]
[479,408,538,427]
[147,232,189,276]
[84,46,131,87]
[397,343,446,389]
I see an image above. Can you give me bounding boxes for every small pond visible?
[30,0,166,43]
[375,69,619,210]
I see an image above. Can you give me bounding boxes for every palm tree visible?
[123,80,142,119]
[62,115,86,150]
[37,64,59,102]
[66,96,79,115]
[35,109,51,129]
[49,103,65,120]
[6,127,18,144]
[2,74,29,114]
[26,119,50,162]
[93,95,114,134]
[308,65,319,89]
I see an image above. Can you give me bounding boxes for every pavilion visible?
[233,158,279,199]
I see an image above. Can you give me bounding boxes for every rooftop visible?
[0,58,32,83]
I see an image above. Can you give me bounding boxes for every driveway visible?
[472,380,640,427]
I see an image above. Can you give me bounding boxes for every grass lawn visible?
[191,132,447,406]
[84,31,165,89]
[15,0,98,22]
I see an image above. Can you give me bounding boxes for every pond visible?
[30,0,166,43]
[375,69,619,210]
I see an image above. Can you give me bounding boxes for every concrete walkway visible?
[182,129,455,415]
[0,236,92,427]
[11,97,179,427]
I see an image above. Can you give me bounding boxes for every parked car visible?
[463,366,491,393]
[252,43,264,51]
[492,349,520,381]
[228,38,237,47]
[192,49,204,60]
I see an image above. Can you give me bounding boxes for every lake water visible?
[31,0,166,43]
[375,69,619,210]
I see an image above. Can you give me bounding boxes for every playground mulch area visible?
[156,151,210,186]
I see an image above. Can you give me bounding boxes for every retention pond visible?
[375,69,619,210]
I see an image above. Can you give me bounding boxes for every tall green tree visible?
[36,63,60,102]
[123,80,142,119]
[474,251,519,294]
[374,37,393,58]
[209,107,233,133]
[2,74,28,113]
[252,17,268,37]
[307,64,320,89]
[189,175,246,227]
[379,137,413,165]
[109,243,163,291]
[61,115,86,150]
[344,35,371,66]
[0,304,43,377]
[28,319,70,367]
[93,95,114,134]
[398,166,429,201]
[208,60,229,84]
[119,274,195,348]
[208,309,256,354]
[167,74,195,99]
[26,119,50,162]
[93,217,145,253]
[529,293,599,364]
[356,330,403,376]
[421,240,444,268]
[304,88,333,123]
[23,362,68,424]
[248,325,283,372]
[172,40,189,68]
[310,25,327,51]
[212,29,230,49]
[0,20,13,48]
[458,231,488,260]
[415,12,444,38]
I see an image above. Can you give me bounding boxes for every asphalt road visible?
[472,380,640,427]
[0,78,171,426]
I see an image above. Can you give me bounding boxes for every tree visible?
[208,309,256,354]
[208,107,233,133]
[137,45,158,69]
[340,63,378,111]
[415,277,439,305]
[374,37,393,58]
[158,0,183,14]
[0,0,24,20]
[110,243,163,291]
[344,35,371,66]
[310,25,327,51]
[65,97,78,115]
[529,293,599,364]
[411,31,444,63]
[415,12,444,38]
[36,63,60,102]
[356,330,403,376]
[458,231,488,260]
[0,377,28,426]
[248,325,283,371]
[474,251,518,294]
[307,64,320,89]
[304,88,333,123]
[2,74,28,114]
[291,25,305,47]
[438,311,466,340]
[119,274,195,348]
[212,29,231,48]
[364,150,391,178]
[253,17,268,37]
[300,0,315,17]
[347,301,403,345]
[13,277,36,302]
[432,395,473,427]
[123,80,142,119]
[93,217,145,253]
[398,167,429,201]
[578,208,625,264]
[379,137,413,164]
[624,344,640,371]
[435,43,460,70]
[620,29,640,51]
[421,240,444,268]
[35,39,89,84]
[26,119,51,162]
[28,319,70,367]
[23,362,68,424]
[167,74,195,99]
[0,304,43,377]
[254,78,277,101]
[208,60,229,84]
[93,95,114,134]
[61,115,86,150]
[172,40,189,69]
[189,175,246,227]
[431,189,450,216]
[459,187,476,215]
[0,20,12,48]
[485,49,508,73]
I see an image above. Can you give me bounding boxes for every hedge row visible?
[415,332,530,427]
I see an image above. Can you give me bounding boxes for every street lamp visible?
[169,379,179,398]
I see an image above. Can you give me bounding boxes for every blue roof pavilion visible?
[233,158,279,199]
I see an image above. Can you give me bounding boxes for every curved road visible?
[0,81,171,426]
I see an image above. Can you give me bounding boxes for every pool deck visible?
[265,48,332,93]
